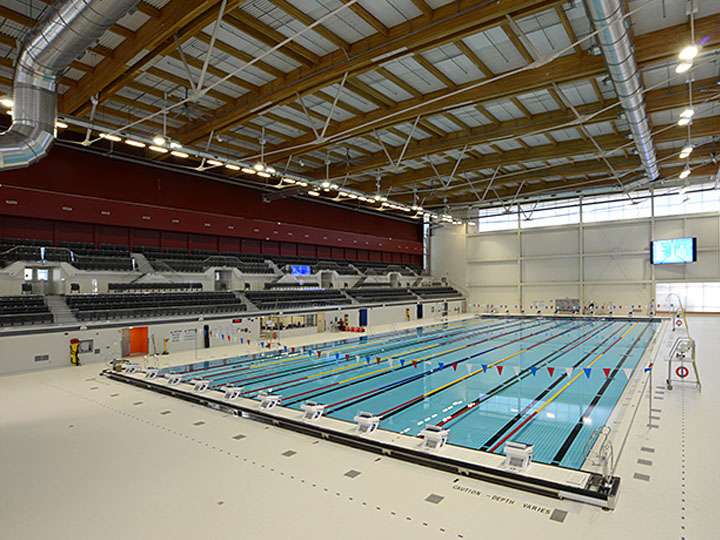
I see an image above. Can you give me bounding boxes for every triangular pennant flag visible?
[389,358,394,367]
[603,368,611,378]
[355,355,359,362]
[466,364,472,374]
[439,362,444,371]
[623,368,632,379]
[318,351,322,358]
[240,338,244,344]
[365,356,370,363]
[565,367,573,378]
[482,364,488,373]
[376,357,381,364]
[547,367,555,377]
[335,353,339,360]
[292,347,295,353]
[452,363,457,371]
[412,360,418,369]
[221,334,224,340]
[346,354,349,361]
[400,359,406,367]
[530,366,537,376]
[584,368,592,378]
[497,365,504,375]
[513,366,520,376]
[260,342,264,348]
[284,346,288,352]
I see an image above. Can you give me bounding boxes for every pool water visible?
[163,316,658,469]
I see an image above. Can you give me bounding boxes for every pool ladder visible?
[584,425,614,485]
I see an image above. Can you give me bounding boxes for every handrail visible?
[666,293,701,388]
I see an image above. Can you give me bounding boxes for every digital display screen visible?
[291,264,311,275]
[651,237,697,264]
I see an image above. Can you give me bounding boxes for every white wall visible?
[434,211,720,314]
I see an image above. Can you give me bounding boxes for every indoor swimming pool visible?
[161,316,659,470]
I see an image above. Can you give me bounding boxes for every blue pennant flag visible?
[240,338,243,344]
[530,366,537,376]
[365,356,370,363]
[438,362,444,371]
[400,359,406,367]
[335,353,339,360]
[221,334,225,340]
[260,342,264,348]
[481,364,488,373]
[284,346,287,353]
[584,368,592,378]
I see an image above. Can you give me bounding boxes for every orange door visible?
[129,327,149,355]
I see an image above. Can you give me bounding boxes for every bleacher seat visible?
[0,295,53,326]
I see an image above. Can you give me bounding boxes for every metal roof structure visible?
[1,0,719,221]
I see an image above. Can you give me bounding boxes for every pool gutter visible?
[103,367,621,509]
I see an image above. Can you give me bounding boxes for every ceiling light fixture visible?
[149,145,168,153]
[308,190,320,196]
[678,117,692,126]
[170,150,189,158]
[0,97,13,108]
[100,133,121,142]
[55,121,68,129]
[254,163,264,171]
[679,45,699,61]
[241,167,255,174]
[152,135,166,146]
[680,108,695,118]
[169,141,182,149]
[676,62,693,74]
[226,164,241,171]
[125,139,146,148]
[207,159,223,166]
[282,177,295,184]
[257,171,271,178]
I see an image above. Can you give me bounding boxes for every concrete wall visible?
[432,211,720,315]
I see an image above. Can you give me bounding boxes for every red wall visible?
[0,145,421,242]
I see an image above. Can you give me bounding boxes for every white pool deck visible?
[1,314,717,539]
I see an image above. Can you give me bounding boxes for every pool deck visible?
[1,314,717,539]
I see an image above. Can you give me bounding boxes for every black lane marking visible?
[479,322,630,452]
[550,324,650,465]
[439,321,608,429]
[343,320,573,418]
[289,320,557,410]
[213,320,506,389]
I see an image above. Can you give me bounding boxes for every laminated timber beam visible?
[176,0,566,144]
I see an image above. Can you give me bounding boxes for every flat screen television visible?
[291,264,311,276]
[650,237,697,264]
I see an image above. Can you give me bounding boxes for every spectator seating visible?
[345,287,416,303]
[64,292,246,321]
[264,282,321,289]
[0,295,53,326]
[108,282,203,292]
[0,240,134,271]
[245,289,350,311]
[411,286,463,299]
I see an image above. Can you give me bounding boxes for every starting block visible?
[222,386,244,400]
[300,401,325,421]
[192,379,210,393]
[258,391,281,410]
[144,367,160,379]
[123,363,141,374]
[353,412,380,435]
[419,425,449,451]
[502,441,534,471]
[166,372,183,386]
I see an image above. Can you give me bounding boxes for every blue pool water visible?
[162,316,658,469]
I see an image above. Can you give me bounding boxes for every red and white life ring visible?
[272,332,278,340]
[675,319,683,327]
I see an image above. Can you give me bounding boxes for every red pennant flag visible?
[318,351,322,358]
[547,367,555,377]
[346,354,349,361]
[453,363,457,371]
[603,368,611,378]
[412,360,417,368]
[376,357,381,364]
[497,365,504,375]
[292,347,295,353]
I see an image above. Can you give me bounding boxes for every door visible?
[359,309,368,326]
[203,325,210,348]
[129,327,148,355]
[317,313,326,332]
[416,303,423,319]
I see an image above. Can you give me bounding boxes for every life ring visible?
[676,365,689,379]
[675,319,683,327]
[272,332,278,340]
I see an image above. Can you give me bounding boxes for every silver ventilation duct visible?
[0,0,139,170]
[583,0,659,180]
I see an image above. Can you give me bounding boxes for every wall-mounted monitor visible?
[291,264,311,275]
[650,237,697,264]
